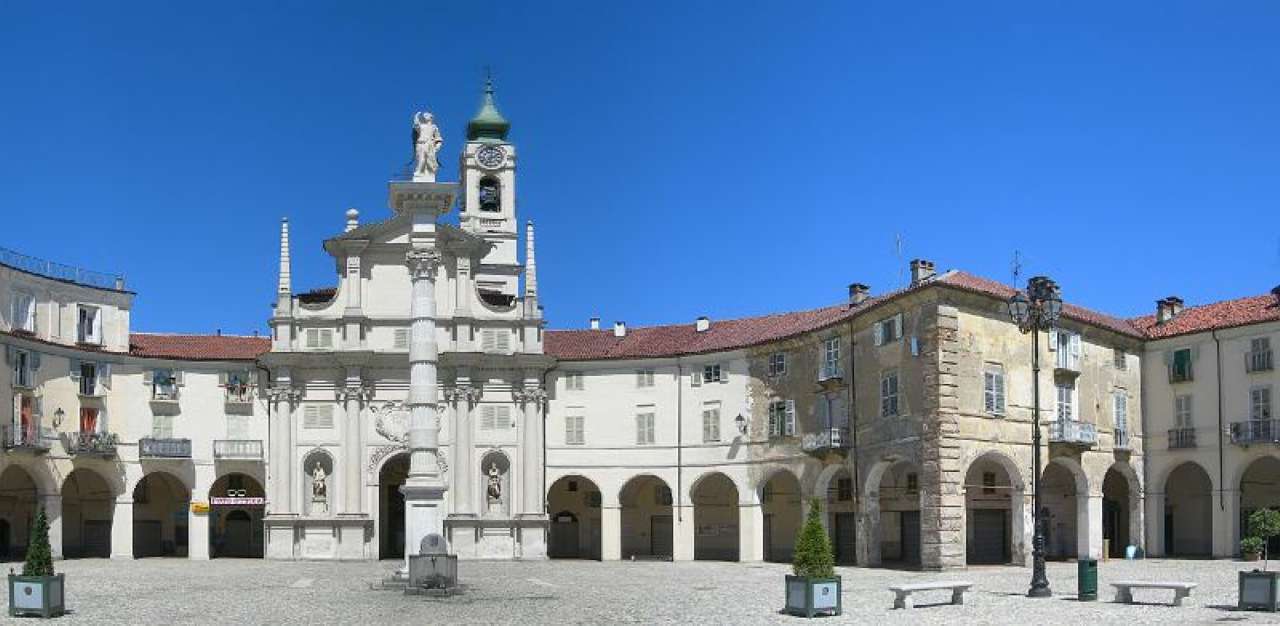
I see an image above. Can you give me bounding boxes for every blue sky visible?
[2,2,1277,335]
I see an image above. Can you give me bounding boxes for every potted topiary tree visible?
[9,507,65,618]
[784,498,841,618]
[1239,508,1280,612]
[1243,536,1264,562]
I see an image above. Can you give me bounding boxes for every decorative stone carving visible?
[412,112,443,182]
[371,401,410,444]
[267,385,303,404]
[405,248,442,280]
[367,444,407,478]
[336,383,374,403]
[445,385,483,405]
[513,388,548,404]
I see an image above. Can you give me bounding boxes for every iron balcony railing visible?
[139,437,192,458]
[800,427,852,453]
[60,431,118,457]
[1168,427,1197,449]
[213,439,263,460]
[1,424,52,453]
[1050,420,1098,446]
[1246,350,1274,373]
[1231,419,1280,446]
[1168,366,1194,384]
[225,386,253,405]
[0,246,124,291]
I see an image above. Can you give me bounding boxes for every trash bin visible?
[1078,558,1098,601]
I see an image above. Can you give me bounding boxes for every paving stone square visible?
[12,557,1280,624]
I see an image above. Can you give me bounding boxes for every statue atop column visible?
[412,112,443,182]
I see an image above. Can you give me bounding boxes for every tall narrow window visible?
[1053,330,1081,370]
[983,364,1005,416]
[10,291,35,333]
[702,364,724,383]
[1252,387,1273,420]
[1113,348,1127,370]
[1248,337,1274,373]
[77,305,101,344]
[880,370,899,417]
[1169,348,1194,382]
[565,410,585,445]
[1113,392,1128,431]
[635,369,655,388]
[1174,394,1194,429]
[768,352,787,377]
[768,400,795,437]
[564,372,584,391]
[1056,382,1075,422]
[820,338,841,380]
[702,402,721,443]
[635,411,656,445]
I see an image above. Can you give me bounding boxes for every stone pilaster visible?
[919,303,965,570]
[515,380,547,516]
[338,375,372,516]
[267,382,302,516]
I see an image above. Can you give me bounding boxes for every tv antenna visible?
[895,233,905,288]
[1011,250,1024,287]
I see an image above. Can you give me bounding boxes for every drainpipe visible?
[848,319,859,501]
[542,367,551,515]
[676,357,683,524]
[1213,330,1224,511]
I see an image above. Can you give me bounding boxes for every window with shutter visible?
[1170,348,1194,382]
[768,352,787,377]
[636,369,655,388]
[820,338,841,380]
[564,372,584,391]
[690,370,702,387]
[1056,383,1075,422]
[767,401,781,437]
[11,291,35,333]
[702,402,720,442]
[566,411,585,445]
[1174,394,1193,428]
[393,328,410,349]
[983,364,1005,416]
[880,371,899,417]
[304,404,335,429]
[1252,387,1273,420]
[1113,348,1127,370]
[1113,393,1128,431]
[784,400,796,436]
[635,412,655,445]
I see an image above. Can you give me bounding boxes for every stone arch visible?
[962,450,1026,565]
[1101,461,1143,558]
[1041,458,1090,560]
[376,452,409,560]
[1239,455,1280,556]
[813,462,858,565]
[547,475,602,559]
[1231,450,1280,495]
[865,459,923,568]
[1162,460,1214,557]
[0,465,43,560]
[132,471,191,558]
[61,466,117,558]
[208,472,265,558]
[58,461,125,499]
[689,472,739,561]
[618,474,673,560]
[1,461,56,497]
[759,467,802,563]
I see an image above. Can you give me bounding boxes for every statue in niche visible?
[311,462,329,514]
[412,111,443,182]
[486,462,503,505]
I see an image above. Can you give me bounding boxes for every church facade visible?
[1,83,1277,569]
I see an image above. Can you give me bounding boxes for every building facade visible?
[2,85,1277,569]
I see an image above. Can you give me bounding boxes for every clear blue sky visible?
[2,2,1278,335]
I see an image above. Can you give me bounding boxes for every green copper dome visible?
[466,77,510,142]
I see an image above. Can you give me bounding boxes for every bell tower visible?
[459,76,521,297]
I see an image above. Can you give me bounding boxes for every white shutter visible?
[1069,333,1081,370]
[321,329,334,348]
[304,404,334,429]
[481,405,496,430]
[873,322,884,346]
[1047,328,1058,351]
[784,400,796,436]
[691,370,701,387]
[394,328,410,349]
[910,336,920,356]
[100,363,111,390]
[893,313,904,341]
[174,369,185,386]
[91,309,102,343]
[635,414,644,444]
[143,369,154,385]
[305,328,318,348]
[995,371,1005,414]
[719,365,729,384]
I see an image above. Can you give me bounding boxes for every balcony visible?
[139,437,192,459]
[1168,367,1194,384]
[817,366,843,383]
[1114,428,1131,451]
[150,388,181,413]
[225,386,254,409]
[2,424,52,454]
[60,431,118,457]
[1231,419,1280,446]
[214,440,263,460]
[1050,420,1098,447]
[1168,427,1197,449]
[1246,350,1274,373]
[800,428,852,454]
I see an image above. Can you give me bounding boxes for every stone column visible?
[1081,493,1103,559]
[1219,488,1240,558]
[111,496,134,559]
[340,371,366,515]
[401,248,447,572]
[857,493,881,566]
[189,464,215,560]
[449,383,480,517]
[1145,492,1165,557]
[268,383,299,516]
[739,500,764,562]
[41,494,63,560]
[673,504,695,561]
[518,380,547,516]
[601,504,622,561]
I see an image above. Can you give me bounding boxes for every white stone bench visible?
[1111,581,1197,606]
[889,581,974,609]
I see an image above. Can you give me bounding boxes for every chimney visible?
[114,276,126,291]
[345,208,360,232]
[909,259,936,286]
[613,321,626,337]
[1156,296,1185,323]
[695,316,710,332]
[848,283,870,306]
[589,317,600,330]
[216,328,222,336]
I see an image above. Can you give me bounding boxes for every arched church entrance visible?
[691,472,739,561]
[209,473,264,558]
[62,468,114,558]
[619,475,673,560]
[133,472,190,558]
[546,475,601,559]
[378,453,409,560]
[0,466,40,561]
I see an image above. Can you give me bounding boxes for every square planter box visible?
[785,575,841,618]
[9,573,65,618]
[1239,570,1280,612]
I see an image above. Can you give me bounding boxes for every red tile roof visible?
[1130,292,1280,340]
[129,333,270,361]
[545,270,1145,361]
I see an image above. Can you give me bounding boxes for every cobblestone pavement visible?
[6,557,1279,624]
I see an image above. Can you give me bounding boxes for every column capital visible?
[337,383,374,403]
[405,248,443,280]
[513,387,548,404]
[267,385,303,404]
[444,385,483,405]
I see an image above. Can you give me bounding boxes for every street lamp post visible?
[1008,275,1062,599]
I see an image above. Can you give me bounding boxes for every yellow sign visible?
[191,502,210,514]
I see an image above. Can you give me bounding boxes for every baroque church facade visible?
[0,82,1277,569]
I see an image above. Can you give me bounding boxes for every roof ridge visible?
[131,332,268,339]
[1128,291,1278,322]
[546,301,849,334]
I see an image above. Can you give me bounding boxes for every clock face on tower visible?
[476,145,506,169]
